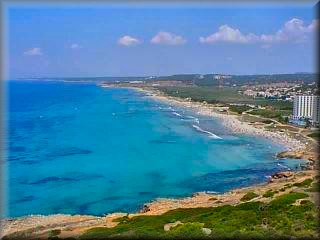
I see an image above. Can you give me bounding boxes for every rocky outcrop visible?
[271,171,294,179]
[277,150,318,163]
[141,204,150,213]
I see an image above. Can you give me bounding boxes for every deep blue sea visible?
[6,80,305,217]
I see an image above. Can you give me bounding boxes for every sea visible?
[5,80,305,217]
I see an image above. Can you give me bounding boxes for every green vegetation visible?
[80,192,317,239]
[293,179,313,188]
[263,190,275,198]
[240,192,259,201]
[156,86,293,121]
[306,182,320,192]
[149,73,316,86]
[250,109,282,119]
[168,222,207,239]
[157,86,250,104]
[308,131,320,140]
[228,105,252,114]
[249,109,290,123]
[48,229,61,237]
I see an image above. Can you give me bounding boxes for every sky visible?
[4,1,319,79]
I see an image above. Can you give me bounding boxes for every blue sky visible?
[5,2,318,78]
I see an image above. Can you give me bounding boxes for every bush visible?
[229,105,252,114]
[268,192,308,210]
[80,192,316,239]
[168,222,206,238]
[263,190,275,198]
[306,182,320,192]
[49,229,61,237]
[293,179,313,188]
[307,132,319,139]
[240,192,259,202]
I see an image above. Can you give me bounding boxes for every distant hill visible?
[32,73,318,86]
[149,73,318,86]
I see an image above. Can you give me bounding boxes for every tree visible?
[305,118,311,128]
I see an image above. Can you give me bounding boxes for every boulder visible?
[271,171,293,179]
[141,204,150,213]
[202,227,212,235]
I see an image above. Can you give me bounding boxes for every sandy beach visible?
[129,86,307,152]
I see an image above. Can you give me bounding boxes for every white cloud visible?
[200,25,259,44]
[151,31,186,45]
[307,19,318,32]
[200,18,317,45]
[260,18,316,43]
[118,35,141,46]
[23,48,43,56]
[70,43,82,49]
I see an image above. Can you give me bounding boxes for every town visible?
[240,82,319,127]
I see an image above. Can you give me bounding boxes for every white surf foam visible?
[277,163,291,170]
[205,190,219,194]
[192,124,222,139]
[172,112,182,117]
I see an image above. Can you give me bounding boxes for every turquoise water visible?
[6,80,304,217]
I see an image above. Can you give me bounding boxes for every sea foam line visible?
[192,124,222,139]
[186,115,200,124]
[172,112,182,117]
[277,163,291,170]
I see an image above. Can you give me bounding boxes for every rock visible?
[277,151,303,159]
[271,171,293,179]
[202,227,212,235]
[141,204,150,213]
[268,178,274,183]
[164,221,182,231]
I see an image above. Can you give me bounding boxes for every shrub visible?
[263,190,275,198]
[306,182,320,192]
[293,179,313,188]
[168,222,206,238]
[49,229,61,237]
[240,192,259,202]
[229,105,252,114]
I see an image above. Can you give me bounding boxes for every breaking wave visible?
[192,124,222,139]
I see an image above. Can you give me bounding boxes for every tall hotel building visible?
[293,95,320,125]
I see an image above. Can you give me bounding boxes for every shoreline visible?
[2,170,317,239]
[131,86,304,152]
[132,86,318,162]
[2,84,318,239]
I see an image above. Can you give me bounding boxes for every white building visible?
[293,95,320,124]
[313,96,320,124]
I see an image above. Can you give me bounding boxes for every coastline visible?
[2,170,317,239]
[127,86,318,163]
[1,84,318,239]
[131,86,303,151]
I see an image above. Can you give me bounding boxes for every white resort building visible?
[293,95,320,125]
